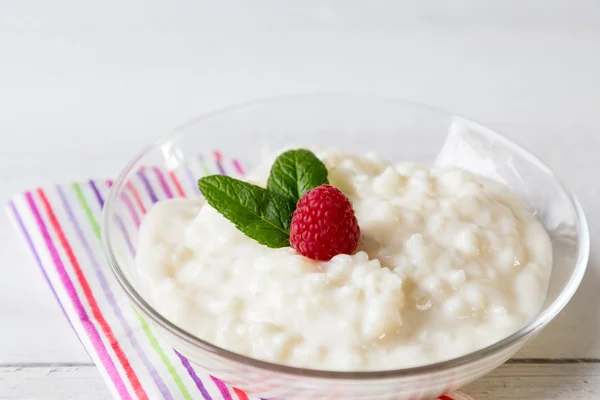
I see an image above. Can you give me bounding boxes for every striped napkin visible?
[6,151,473,400]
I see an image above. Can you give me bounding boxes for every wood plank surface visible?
[1,363,599,399]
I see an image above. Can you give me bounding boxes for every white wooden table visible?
[1,1,599,398]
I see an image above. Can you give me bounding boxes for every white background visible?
[1,1,599,398]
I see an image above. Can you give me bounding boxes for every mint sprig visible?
[267,149,329,202]
[198,176,295,248]
[198,149,329,248]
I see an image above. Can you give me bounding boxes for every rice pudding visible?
[135,149,552,371]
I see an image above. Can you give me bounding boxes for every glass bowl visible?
[102,93,589,400]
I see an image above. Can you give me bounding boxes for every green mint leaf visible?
[198,175,295,248]
[267,149,329,202]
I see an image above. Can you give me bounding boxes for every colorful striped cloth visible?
[6,151,473,400]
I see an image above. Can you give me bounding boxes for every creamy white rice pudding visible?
[136,149,552,371]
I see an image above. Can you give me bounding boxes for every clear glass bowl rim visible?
[102,92,590,380]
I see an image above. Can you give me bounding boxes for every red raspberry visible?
[290,185,361,261]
